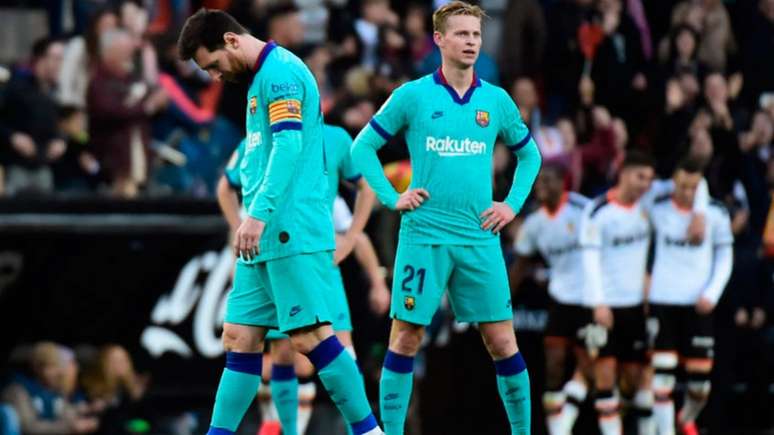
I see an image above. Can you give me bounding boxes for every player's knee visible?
[652,352,678,400]
[288,331,320,355]
[390,326,423,356]
[482,330,517,360]
[272,339,295,365]
[222,324,262,352]
[594,359,617,390]
[687,371,712,401]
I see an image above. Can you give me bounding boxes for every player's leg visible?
[268,337,298,435]
[593,356,621,435]
[478,321,531,434]
[209,261,275,434]
[294,355,316,435]
[558,307,595,434]
[269,252,381,435]
[619,306,655,435]
[449,244,530,434]
[593,308,622,435]
[543,336,570,434]
[290,325,381,434]
[650,305,680,435]
[381,243,448,435]
[381,319,425,435]
[677,307,715,434]
[257,342,279,435]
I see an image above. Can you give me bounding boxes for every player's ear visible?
[224,32,239,50]
[432,30,444,47]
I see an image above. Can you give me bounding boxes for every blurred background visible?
[0,0,772,434]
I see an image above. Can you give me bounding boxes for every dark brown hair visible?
[177,8,248,61]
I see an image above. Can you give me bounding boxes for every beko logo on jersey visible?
[665,236,702,248]
[425,136,486,157]
[611,232,649,247]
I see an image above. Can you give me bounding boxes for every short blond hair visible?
[432,1,486,34]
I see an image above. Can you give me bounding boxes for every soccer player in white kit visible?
[579,151,708,435]
[513,163,591,435]
[648,159,733,435]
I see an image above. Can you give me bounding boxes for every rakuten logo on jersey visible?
[425,136,486,157]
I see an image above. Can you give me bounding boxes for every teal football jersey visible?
[240,42,334,262]
[367,70,531,245]
[323,124,360,210]
[224,139,245,189]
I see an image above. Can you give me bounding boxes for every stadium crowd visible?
[1,0,773,434]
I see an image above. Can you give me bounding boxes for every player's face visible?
[434,15,481,68]
[535,170,564,205]
[673,170,702,208]
[621,165,654,200]
[194,33,245,83]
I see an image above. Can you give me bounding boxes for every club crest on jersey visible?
[249,96,257,115]
[475,110,490,127]
[404,296,416,311]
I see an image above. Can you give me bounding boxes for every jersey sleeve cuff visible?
[369,119,393,141]
[506,133,533,152]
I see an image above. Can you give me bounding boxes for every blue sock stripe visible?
[306,335,345,370]
[207,427,235,435]
[271,364,296,381]
[351,413,378,434]
[225,351,262,375]
[383,350,414,374]
[494,352,527,377]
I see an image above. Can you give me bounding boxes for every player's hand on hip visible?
[695,296,715,315]
[395,188,430,211]
[686,213,706,244]
[480,202,516,234]
[234,216,265,261]
[594,305,614,329]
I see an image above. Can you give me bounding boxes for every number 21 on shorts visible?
[401,265,426,294]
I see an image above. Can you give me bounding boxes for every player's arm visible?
[482,91,542,233]
[353,232,390,315]
[335,132,378,263]
[351,86,428,211]
[510,216,539,295]
[579,202,612,328]
[217,175,242,234]
[237,75,306,258]
[217,143,245,234]
[697,209,735,314]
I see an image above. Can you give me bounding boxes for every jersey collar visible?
[542,192,569,219]
[253,40,277,74]
[432,68,481,105]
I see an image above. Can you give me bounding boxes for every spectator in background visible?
[404,3,434,72]
[87,29,168,198]
[53,106,101,192]
[0,37,66,196]
[58,7,118,107]
[699,72,743,198]
[499,0,547,85]
[577,106,619,195]
[1,342,99,434]
[544,0,594,119]
[266,3,305,52]
[511,77,542,132]
[670,0,736,73]
[355,0,399,71]
[590,0,648,132]
[658,24,705,83]
[80,345,148,435]
[118,0,159,86]
[742,0,774,108]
